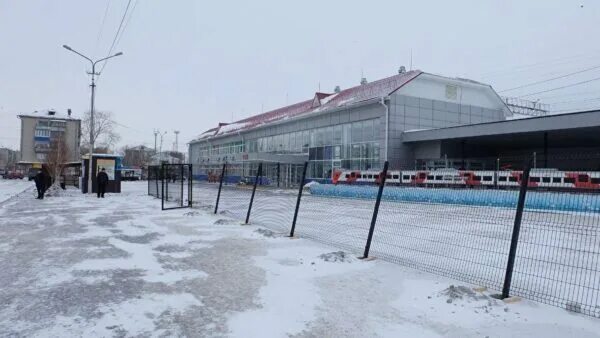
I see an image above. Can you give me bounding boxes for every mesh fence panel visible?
[249,162,298,232]
[147,165,160,198]
[181,154,600,317]
[372,186,514,292]
[510,167,600,317]
[191,165,222,211]
[294,192,375,255]
[161,164,191,210]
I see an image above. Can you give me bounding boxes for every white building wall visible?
[395,73,509,113]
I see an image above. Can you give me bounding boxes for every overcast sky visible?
[1,0,599,151]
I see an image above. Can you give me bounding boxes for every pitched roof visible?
[194,70,422,141]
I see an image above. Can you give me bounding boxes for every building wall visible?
[190,102,386,178]
[190,74,508,177]
[19,116,81,164]
[387,87,506,168]
[395,73,508,112]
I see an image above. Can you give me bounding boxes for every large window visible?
[200,117,380,178]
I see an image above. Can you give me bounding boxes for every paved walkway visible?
[0,183,599,337]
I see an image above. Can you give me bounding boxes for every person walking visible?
[33,170,46,199]
[96,168,109,198]
[33,166,51,199]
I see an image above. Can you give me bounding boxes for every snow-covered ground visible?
[0,178,32,204]
[1,182,599,337]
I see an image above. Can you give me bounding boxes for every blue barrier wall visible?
[309,184,600,213]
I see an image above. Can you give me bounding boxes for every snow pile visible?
[309,184,600,213]
[214,218,238,225]
[215,121,249,135]
[438,285,488,304]
[43,184,79,197]
[254,228,282,238]
[318,251,356,263]
[303,181,320,189]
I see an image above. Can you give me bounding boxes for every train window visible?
[498,177,507,182]
[509,177,517,182]
[386,174,391,179]
[392,175,399,179]
[592,178,600,184]
[564,177,575,184]
[345,174,350,179]
[402,175,410,180]
[530,177,540,183]
[435,175,442,180]
[368,175,373,179]
[483,176,492,181]
[578,175,588,182]
[427,175,434,180]
[411,175,416,180]
[552,177,561,183]
[350,172,356,177]
[374,175,379,179]
[473,176,481,181]
[542,177,550,183]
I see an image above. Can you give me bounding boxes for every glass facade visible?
[193,118,381,179]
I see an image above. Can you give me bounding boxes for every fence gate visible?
[161,163,193,210]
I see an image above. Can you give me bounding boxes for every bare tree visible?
[46,133,70,187]
[81,111,121,153]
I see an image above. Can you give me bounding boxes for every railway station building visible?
[189,69,600,183]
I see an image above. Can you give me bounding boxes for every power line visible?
[95,0,112,53]
[478,50,600,79]
[519,76,600,98]
[97,0,132,77]
[536,88,600,101]
[115,0,138,48]
[498,64,600,93]
[549,96,600,106]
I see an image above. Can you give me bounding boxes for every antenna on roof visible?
[410,49,413,70]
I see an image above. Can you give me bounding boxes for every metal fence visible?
[148,165,160,198]
[152,156,600,317]
[147,164,193,210]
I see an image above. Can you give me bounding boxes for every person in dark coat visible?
[33,167,51,199]
[33,170,46,199]
[96,168,109,198]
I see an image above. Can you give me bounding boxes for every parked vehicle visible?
[120,168,142,181]
[2,171,24,179]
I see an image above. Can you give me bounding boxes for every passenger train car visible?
[331,168,600,190]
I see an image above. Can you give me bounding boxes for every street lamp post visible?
[63,45,123,194]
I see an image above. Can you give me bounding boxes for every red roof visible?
[196,70,422,140]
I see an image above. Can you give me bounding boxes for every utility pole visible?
[153,129,159,154]
[158,131,167,164]
[174,130,180,163]
[63,45,122,193]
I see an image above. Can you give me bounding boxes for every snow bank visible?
[0,179,32,204]
[309,184,600,213]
